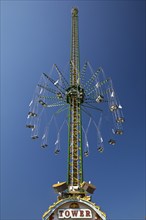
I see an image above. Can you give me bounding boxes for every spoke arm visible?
[54,64,69,88]
[38,84,58,95]
[55,104,69,115]
[84,68,101,88]
[81,103,103,112]
[43,73,66,94]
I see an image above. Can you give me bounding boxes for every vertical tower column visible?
[67,8,83,189]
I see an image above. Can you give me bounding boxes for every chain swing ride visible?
[26,8,124,220]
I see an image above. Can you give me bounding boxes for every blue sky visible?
[1,1,145,220]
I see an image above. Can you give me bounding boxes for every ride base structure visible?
[26,7,124,220]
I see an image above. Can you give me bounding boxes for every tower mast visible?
[67,8,83,189]
[26,7,124,220]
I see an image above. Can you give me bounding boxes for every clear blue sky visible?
[1,1,145,220]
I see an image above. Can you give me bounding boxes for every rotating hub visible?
[66,85,85,104]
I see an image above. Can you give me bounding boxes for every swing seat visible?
[39,100,47,107]
[108,139,116,145]
[41,144,48,148]
[96,95,104,103]
[115,129,123,135]
[98,146,104,153]
[28,112,37,117]
[110,105,118,112]
[31,135,39,140]
[26,124,35,129]
[84,151,89,157]
[55,149,60,154]
[57,92,63,99]
[116,117,125,123]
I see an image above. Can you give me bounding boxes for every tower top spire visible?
[71,7,78,16]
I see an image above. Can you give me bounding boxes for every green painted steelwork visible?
[67,7,83,188]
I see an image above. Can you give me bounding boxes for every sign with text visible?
[58,208,92,218]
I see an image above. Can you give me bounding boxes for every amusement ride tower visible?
[26,7,124,220]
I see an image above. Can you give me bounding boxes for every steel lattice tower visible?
[52,8,95,197]
[67,7,83,189]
